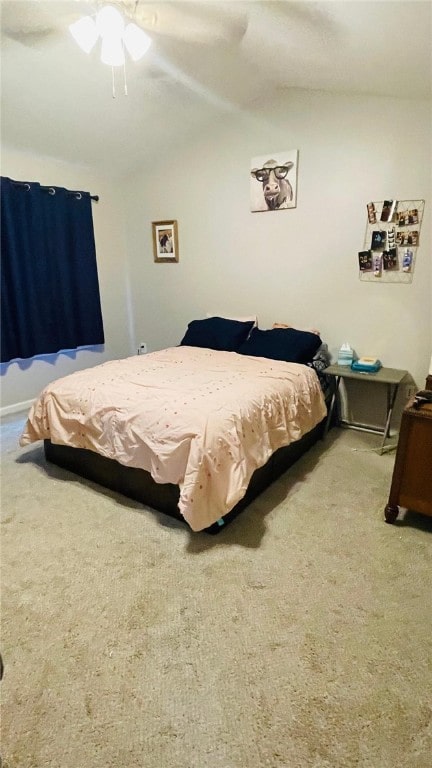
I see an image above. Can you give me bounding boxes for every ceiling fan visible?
[0,0,249,51]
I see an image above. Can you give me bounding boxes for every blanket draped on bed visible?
[20,347,327,531]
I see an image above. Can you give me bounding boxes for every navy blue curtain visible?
[1,177,105,363]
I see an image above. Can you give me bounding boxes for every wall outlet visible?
[137,342,147,355]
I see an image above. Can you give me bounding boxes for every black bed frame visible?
[43,405,328,534]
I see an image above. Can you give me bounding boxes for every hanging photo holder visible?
[359,199,424,284]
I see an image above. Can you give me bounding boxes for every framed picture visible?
[152,220,179,263]
[250,149,298,212]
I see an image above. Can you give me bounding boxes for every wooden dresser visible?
[384,395,432,522]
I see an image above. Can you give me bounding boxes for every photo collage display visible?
[358,199,424,283]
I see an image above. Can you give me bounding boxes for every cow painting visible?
[250,150,298,212]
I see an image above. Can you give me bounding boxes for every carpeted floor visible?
[1,414,431,768]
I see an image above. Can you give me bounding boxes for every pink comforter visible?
[20,347,327,531]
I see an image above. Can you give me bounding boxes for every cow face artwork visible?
[250,150,298,212]
[251,160,293,210]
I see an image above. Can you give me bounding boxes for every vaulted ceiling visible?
[1,1,431,175]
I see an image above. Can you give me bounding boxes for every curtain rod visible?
[10,180,99,202]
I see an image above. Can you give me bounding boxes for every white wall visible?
[1,147,133,411]
[123,89,431,424]
[2,90,431,426]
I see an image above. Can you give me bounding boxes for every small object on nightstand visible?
[337,343,354,366]
[351,357,382,373]
[412,390,432,409]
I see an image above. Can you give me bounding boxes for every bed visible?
[20,318,330,533]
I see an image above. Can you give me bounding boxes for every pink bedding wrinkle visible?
[20,347,327,531]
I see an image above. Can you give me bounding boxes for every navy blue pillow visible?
[180,317,254,352]
[238,327,322,363]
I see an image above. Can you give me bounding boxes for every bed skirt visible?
[43,411,328,534]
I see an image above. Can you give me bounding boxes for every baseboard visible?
[0,399,34,418]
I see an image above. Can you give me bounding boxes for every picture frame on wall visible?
[152,220,179,263]
[250,149,298,212]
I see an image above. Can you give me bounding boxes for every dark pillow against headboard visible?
[180,317,255,352]
[237,326,322,363]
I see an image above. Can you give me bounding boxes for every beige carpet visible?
[1,414,431,768]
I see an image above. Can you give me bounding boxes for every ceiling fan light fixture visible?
[69,16,98,54]
[96,6,124,39]
[100,34,125,67]
[123,23,152,61]
[69,2,151,90]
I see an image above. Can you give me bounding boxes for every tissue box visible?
[338,343,354,366]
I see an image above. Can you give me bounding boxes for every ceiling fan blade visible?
[127,1,248,45]
[1,0,53,40]
[0,0,91,48]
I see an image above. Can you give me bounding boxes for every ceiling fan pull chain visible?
[111,66,116,99]
[123,60,128,97]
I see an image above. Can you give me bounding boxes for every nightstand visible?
[323,364,408,454]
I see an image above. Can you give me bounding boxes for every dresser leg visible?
[384,504,399,523]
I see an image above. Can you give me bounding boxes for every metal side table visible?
[323,364,408,454]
